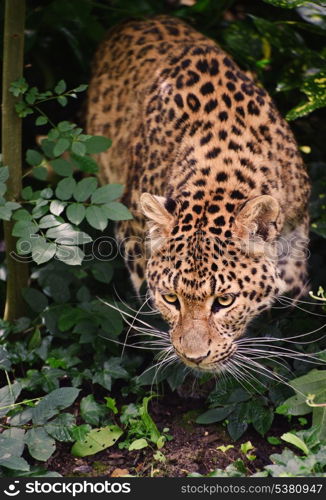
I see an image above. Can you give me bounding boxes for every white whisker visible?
[237,322,326,344]
[278,295,326,307]
[233,353,309,399]
[276,297,326,317]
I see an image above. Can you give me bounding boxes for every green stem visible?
[2,0,29,321]
[34,105,55,128]
[0,397,42,412]
[31,89,78,107]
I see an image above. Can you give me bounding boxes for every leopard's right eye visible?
[162,293,180,308]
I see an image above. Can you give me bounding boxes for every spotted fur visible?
[86,16,310,372]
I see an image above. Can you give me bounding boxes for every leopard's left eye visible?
[163,293,179,305]
[212,294,235,312]
[217,295,235,306]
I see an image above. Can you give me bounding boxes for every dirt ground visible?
[45,392,288,477]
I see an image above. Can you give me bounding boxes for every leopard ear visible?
[140,193,174,251]
[234,195,280,252]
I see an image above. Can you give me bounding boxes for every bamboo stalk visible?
[2,0,29,321]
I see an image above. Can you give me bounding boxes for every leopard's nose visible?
[184,350,211,364]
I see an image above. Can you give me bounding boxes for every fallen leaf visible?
[111,468,129,477]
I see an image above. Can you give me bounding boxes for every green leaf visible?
[50,200,67,216]
[5,201,21,210]
[36,116,48,126]
[252,403,274,436]
[71,141,87,156]
[227,418,248,441]
[48,128,60,140]
[32,203,48,220]
[71,153,99,174]
[12,208,31,221]
[90,262,113,284]
[91,184,124,204]
[74,84,88,92]
[22,186,33,200]
[216,445,235,452]
[281,432,310,455]
[277,393,311,416]
[0,166,9,182]
[240,441,254,455]
[102,201,133,221]
[32,166,48,181]
[129,438,148,451]
[0,382,22,418]
[92,371,112,391]
[12,220,38,238]
[262,0,312,8]
[40,187,53,199]
[167,364,188,391]
[56,245,85,266]
[25,428,56,461]
[26,149,43,166]
[31,237,56,265]
[139,396,161,445]
[196,406,234,424]
[58,306,84,331]
[84,136,112,154]
[25,86,38,105]
[55,177,76,200]
[80,395,106,426]
[39,214,62,229]
[53,138,70,157]
[54,80,67,95]
[102,358,128,381]
[46,223,91,244]
[286,70,326,120]
[70,424,91,442]
[0,346,11,370]
[15,101,33,117]
[297,3,326,30]
[0,456,30,471]
[227,403,251,440]
[0,432,30,471]
[32,388,80,424]
[51,159,73,177]
[28,327,41,350]
[71,425,123,457]
[105,397,118,415]
[267,436,282,445]
[85,205,108,230]
[57,121,75,133]
[22,287,48,313]
[9,77,28,96]
[291,369,326,402]
[0,206,12,221]
[57,95,68,107]
[312,407,326,441]
[66,203,86,225]
[0,182,7,196]
[45,413,76,442]
[73,177,98,202]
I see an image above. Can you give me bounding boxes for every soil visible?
[45,392,290,477]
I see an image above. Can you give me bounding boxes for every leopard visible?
[86,15,310,374]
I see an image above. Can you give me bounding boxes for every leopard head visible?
[140,192,286,372]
